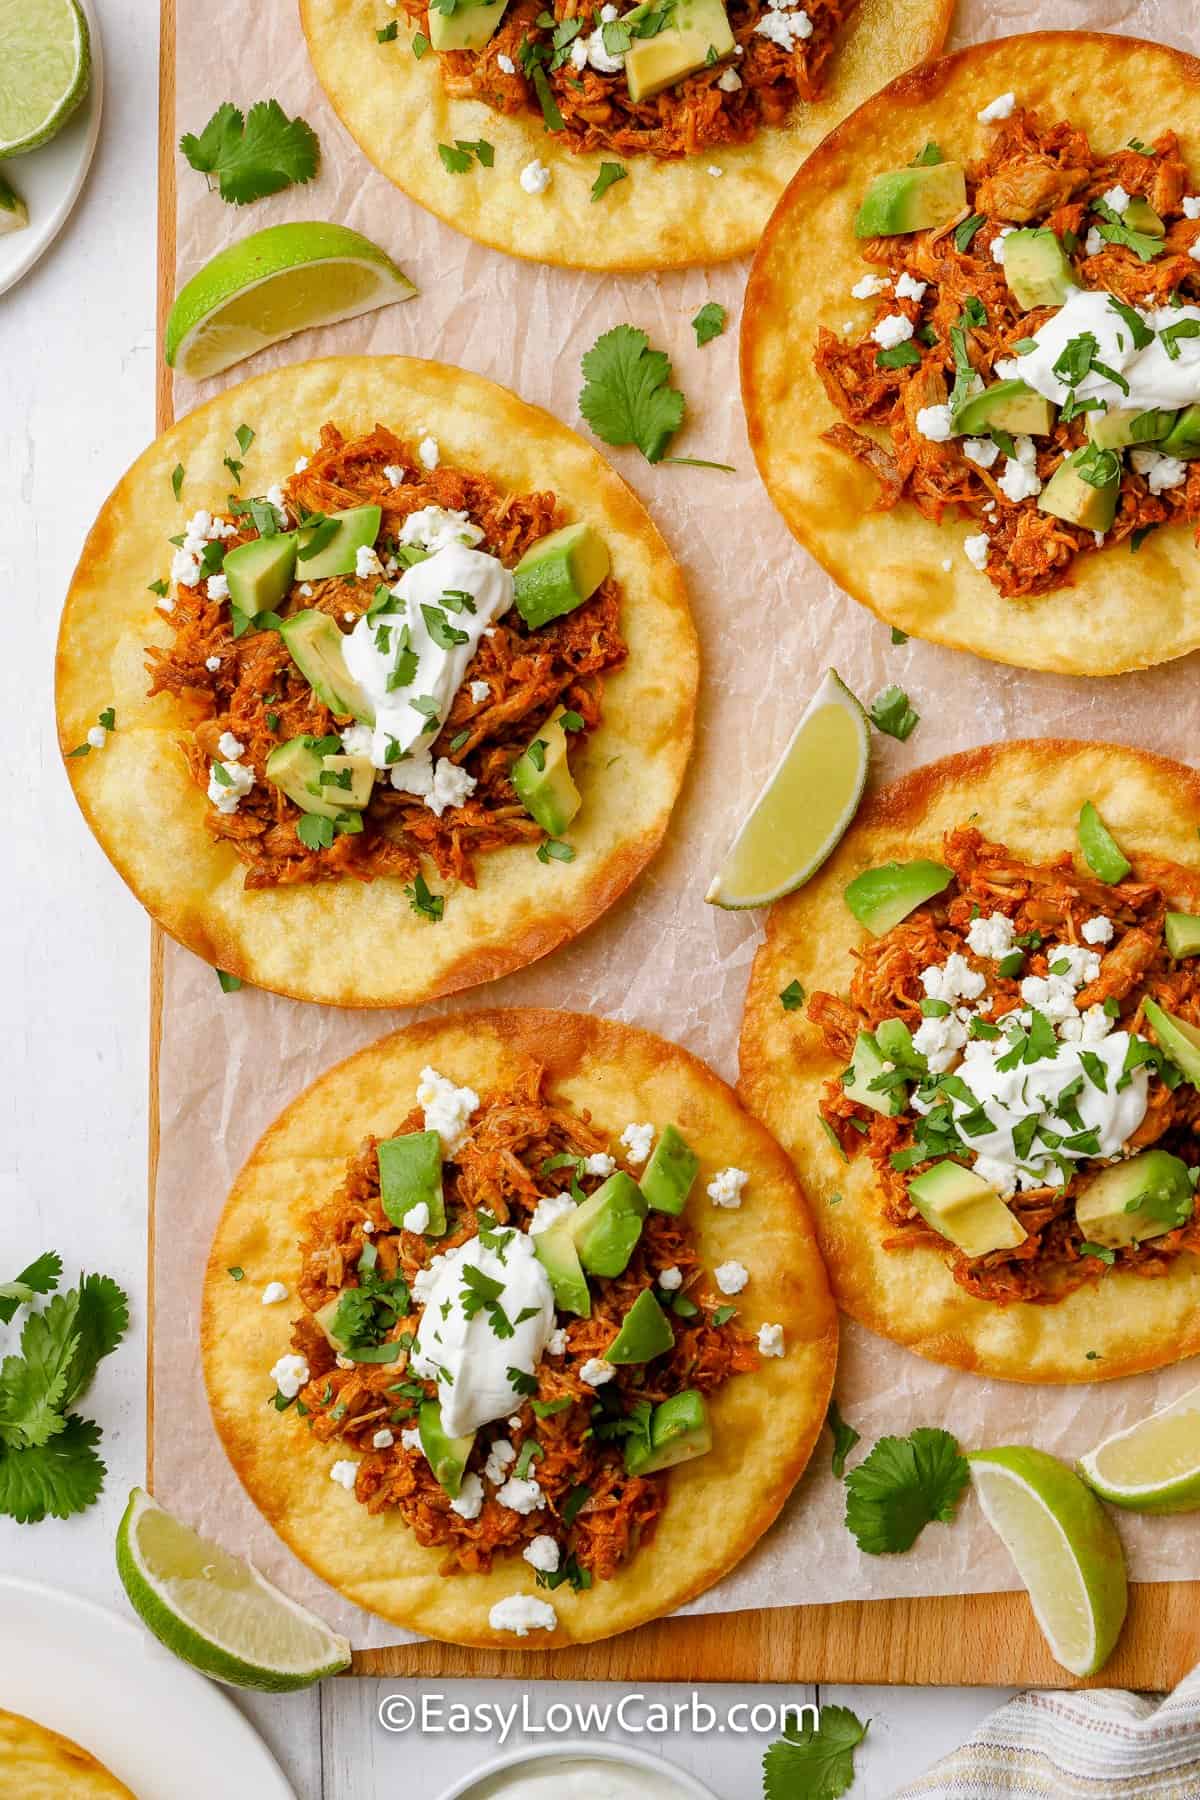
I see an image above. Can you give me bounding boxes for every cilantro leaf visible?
[869,684,919,741]
[692,301,727,348]
[0,1253,62,1327]
[579,324,685,464]
[780,979,805,1012]
[180,100,320,206]
[591,161,628,203]
[827,1398,860,1480]
[0,1415,106,1524]
[844,1426,969,1554]
[763,1704,868,1800]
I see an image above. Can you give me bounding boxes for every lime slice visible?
[0,167,28,233]
[116,1488,351,1691]
[1079,1383,1200,1514]
[970,1446,1127,1677]
[165,222,417,380]
[0,0,90,155]
[705,668,869,909]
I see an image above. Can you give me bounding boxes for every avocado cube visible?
[607,1288,675,1365]
[533,1217,592,1317]
[511,710,581,837]
[314,1295,348,1354]
[624,0,734,103]
[418,1400,476,1498]
[378,1130,447,1235]
[429,0,508,49]
[1143,998,1200,1090]
[1038,447,1120,534]
[639,1124,699,1215]
[907,1160,1027,1258]
[224,532,297,617]
[1160,405,1200,461]
[279,610,376,722]
[266,736,374,821]
[318,753,374,811]
[844,859,953,937]
[624,1390,712,1475]
[1123,196,1165,237]
[1086,406,1177,451]
[513,521,611,630]
[295,506,383,581]
[569,1172,647,1277]
[854,161,967,238]
[842,1031,903,1116]
[1075,1147,1194,1248]
[1166,913,1200,958]
[1002,229,1076,311]
[952,378,1056,439]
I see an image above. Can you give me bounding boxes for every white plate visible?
[0,0,104,298]
[436,1741,721,1800]
[0,1578,296,1799]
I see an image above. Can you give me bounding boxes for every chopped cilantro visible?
[780,979,805,1011]
[827,1398,860,1480]
[1079,1242,1116,1265]
[954,213,986,253]
[591,161,628,202]
[691,301,727,347]
[406,873,445,922]
[875,341,922,369]
[216,970,243,993]
[537,838,576,863]
[412,29,429,54]
[376,18,398,37]
[171,462,185,501]
[227,1266,245,1281]
[180,100,320,206]
[869,684,919,741]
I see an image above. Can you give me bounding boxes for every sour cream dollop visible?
[411,1229,555,1438]
[1018,289,1200,412]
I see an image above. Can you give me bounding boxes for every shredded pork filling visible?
[286,1066,757,1581]
[817,112,1200,596]
[404,0,857,161]
[145,424,627,890]
[811,827,1200,1304]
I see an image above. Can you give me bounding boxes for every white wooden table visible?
[1,0,1014,1789]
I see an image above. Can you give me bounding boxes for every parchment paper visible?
[154,0,1200,1649]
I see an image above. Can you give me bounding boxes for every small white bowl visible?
[434,1739,722,1800]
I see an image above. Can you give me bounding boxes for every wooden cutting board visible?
[151,0,1196,1688]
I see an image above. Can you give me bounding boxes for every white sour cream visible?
[1019,289,1200,412]
[341,543,513,771]
[411,1229,555,1438]
[470,1759,694,1799]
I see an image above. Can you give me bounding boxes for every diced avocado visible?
[639,1124,699,1216]
[876,1017,921,1067]
[429,0,508,50]
[842,1031,904,1116]
[0,168,28,235]
[1002,229,1076,311]
[624,1390,712,1475]
[1038,446,1120,533]
[1166,913,1200,958]
[223,532,297,617]
[1075,1148,1194,1248]
[533,1217,591,1317]
[1160,405,1200,461]
[844,859,954,937]
[278,610,376,722]
[624,0,734,104]
[511,709,581,837]
[1086,406,1177,450]
[908,1161,1028,1258]
[952,378,1056,438]
[1123,196,1165,237]
[1077,800,1131,884]
[318,753,374,810]
[418,1400,476,1499]
[569,1172,647,1277]
[295,506,383,581]
[1143,998,1200,1089]
[854,161,967,237]
[315,1296,348,1353]
[378,1131,447,1235]
[265,737,374,821]
[607,1288,676,1365]
[514,521,611,630]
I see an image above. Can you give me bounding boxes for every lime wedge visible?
[970,1446,1127,1677]
[705,668,869,910]
[165,222,416,380]
[1079,1383,1200,1514]
[0,167,28,233]
[0,0,90,155]
[116,1488,351,1691]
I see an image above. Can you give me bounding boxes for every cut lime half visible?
[0,0,90,155]
[165,222,416,380]
[116,1488,351,1691]
[706,668,870,909]
[1079,1383,1200,1514]
[970,1446,1127,1678]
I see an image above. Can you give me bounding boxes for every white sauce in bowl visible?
[468,1759,692,1799]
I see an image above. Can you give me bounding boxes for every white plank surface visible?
[1,0,1015,1790]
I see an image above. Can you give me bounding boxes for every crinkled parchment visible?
[155,0,1200,1648]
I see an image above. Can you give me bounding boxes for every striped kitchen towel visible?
[894,1667,1200,1797]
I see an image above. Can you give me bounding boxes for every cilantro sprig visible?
[579,325,686,464]
[844,1426,969,1554]
[763,1704,868,1800]
[180,101,320,206]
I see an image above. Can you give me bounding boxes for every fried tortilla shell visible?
[56,357,696,1007]
[741,33,1200,675]
[0,1709,135,1799]
[202,1008,838,1646]
[301,0,952,271]
[739,739,1200,1385]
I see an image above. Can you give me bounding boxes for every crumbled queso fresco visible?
[619,1122,655,1164]
[329,1459,359,1490]
[520,158,552,196]
[270,1353,309,1399]
[489,1594,557,1637]
[757,1323,785,1357]
[260,1281,288,1306]
[707,1166,749,1209]
[417,1066,481,1154]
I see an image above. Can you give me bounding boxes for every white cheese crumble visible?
[417,1066,481,1153]
[1184,196,1200,219]
[530,1193,576,1235]
[754,5,812,49]
[489,1594,557,1637]
[851,273,890,300]
[1190,242,1200,265]
[206,573,229,601]
[657,1265,683,1291]
[496,1476,545,1514]
[916,404,954,442]
[708,165,723,178]
[962,437,1000,470]
[579,1358,616,1387]
[546,1328,569,1356]
[391,753,477,817]
[523,1535,561,1573]
[484,1439,517,1486]
[912,1012,969,1073]
[871,313,914,350]
[382,463,405,487]
[1082,914,1114,945]
[470,680,491,703]
[990,227,1015,264]
[1102,184,1131,215]
[298,582,314,597]
[977,91,1016,122]
[708,1166,749,1209]
[757,1323,785,1358]
[329,1460,359,1491]
[86,725,107,750]
[170,548,201,588]
[270,1354,309,1399]
[1085,226,1104,257]
[356,544,384,579]
[715,1260,749,1295]
[497,52,516,73]
[399,505,485,553]
[583,1152,616,1177]
[998,436,1042,503]
[940,557,953,572]
[1131,447,1188,494]
[204,655,221,672]
[260,1281,288,1306]
[417,436,440,469]
[372,1428,395,1449]
[716,67,742,91]
[294,456,310,474]
[966,912,1015,960]
[207,759,255,814]
[964,533,990,571]
[520,159,552,196]
[451,1473,485,1519]
[404,1200,431,1235]
[921,954,987,1004]
[620,1122,654,1165]
[894,271,927,302]
[266,485,289,527]
[217,731,244,760]
[401,1426,424,1452]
